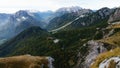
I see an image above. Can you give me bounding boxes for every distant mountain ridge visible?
[1,6,120,68]
[47,7,116,32]
[0,6,93,43]
[47,6,93,31]
[0,6,118,41]
[0,10,53,43]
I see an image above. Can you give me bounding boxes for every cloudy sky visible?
[0,0,120,13]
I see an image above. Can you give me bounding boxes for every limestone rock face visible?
[75,40,107,68]
[83,40,107,68]
[97,7,114,19]
[108,8,120,23]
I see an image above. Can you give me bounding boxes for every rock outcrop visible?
[75,40,107,68]
[108,8,120,23]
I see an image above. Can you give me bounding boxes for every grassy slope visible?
[91,47,120,68]
[13,28,97,68]
[91,25,120,68]
[0,21,111,68]
[0,15,109,68]
[99,32,120,46]
[98,28,120,47]
[0,55,49,68]
[0,26,99,68]
[0,26,49,57]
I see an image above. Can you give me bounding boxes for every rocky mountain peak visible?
[108,8,120,23]
[55,6,93,17]
[97,7,114,18]
[56,6,82,13]
[15,10,29,17]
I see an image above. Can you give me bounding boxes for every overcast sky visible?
[0,0,120,13]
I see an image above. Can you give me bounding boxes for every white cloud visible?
[0,0,60,13]
[0,0,120,13]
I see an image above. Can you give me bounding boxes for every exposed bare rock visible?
[97,7,114,19]
[103,29,114,38]
[75,40,107,68]
[108,8,120,23]
[99,57,120,68]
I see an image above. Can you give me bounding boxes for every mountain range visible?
[0,6,93,44]
[0,6,120,68]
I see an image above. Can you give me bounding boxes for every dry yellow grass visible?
[106,23,120,29]
[108,60,116,68]
[90,48,120,68]
[98,31,120,46]
[0,55,50,68]
[91,24,120,68]
[107,21,120,29]
[99,37,120,46]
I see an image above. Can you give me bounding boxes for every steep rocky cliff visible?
[75,40,107,68]
[108,8,120,23]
